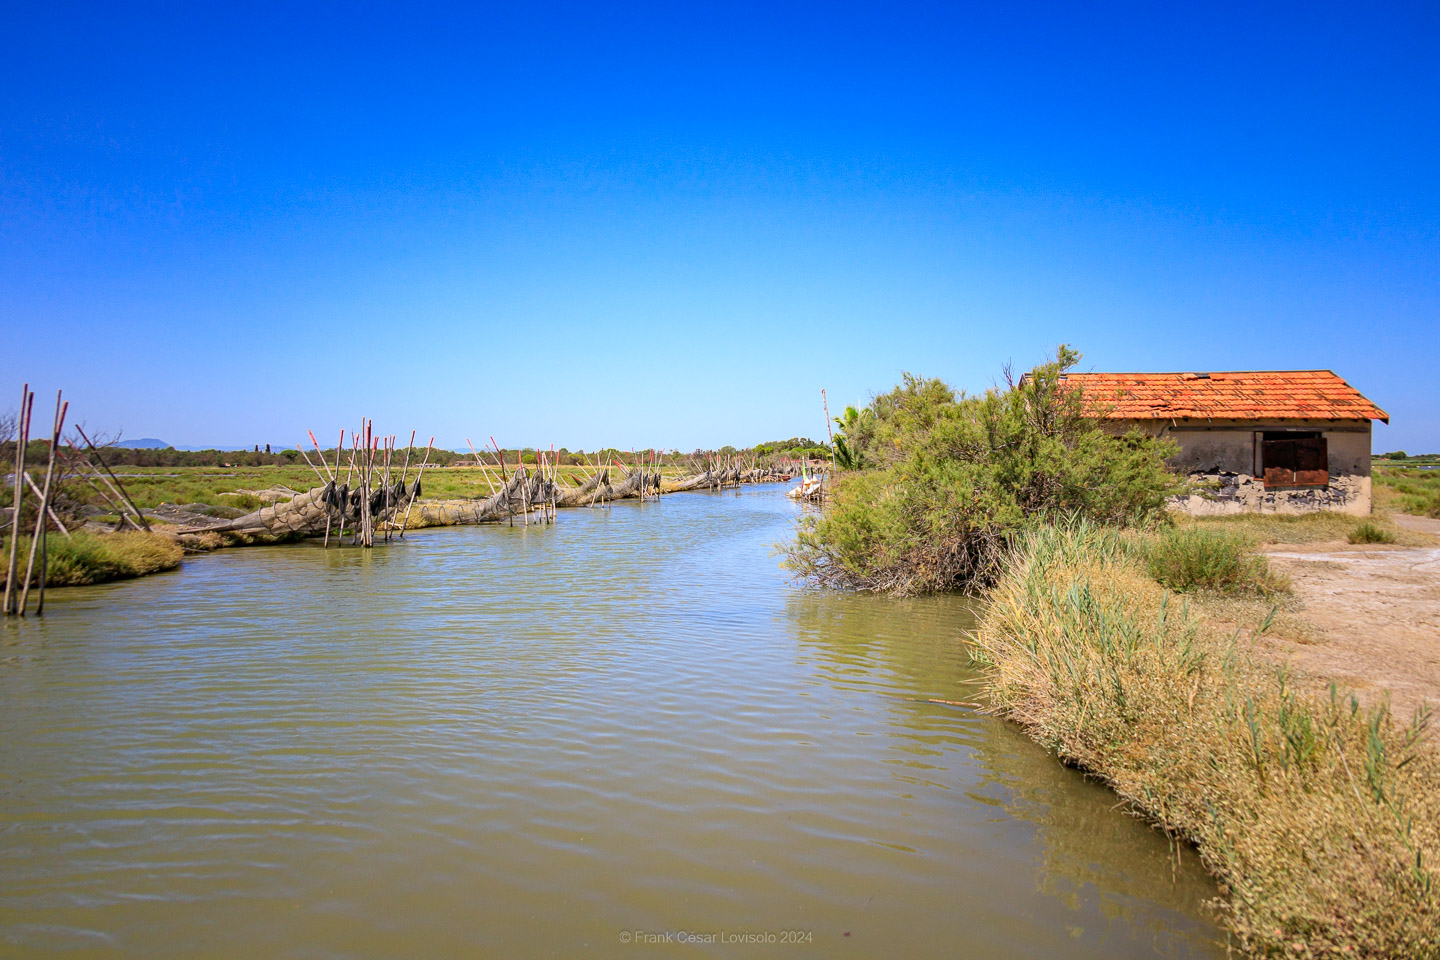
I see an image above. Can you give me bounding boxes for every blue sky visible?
[2,2,1436,452]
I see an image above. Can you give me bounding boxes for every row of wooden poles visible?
[460,438,666,513]
[294,420,435,548]
[464,436,562,524]
[3,384,68,617]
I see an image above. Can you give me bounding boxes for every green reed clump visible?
[975,520,1440,958]
[1348,520,1398,544]
[1,531,182,588]
[1146,526,1287,596]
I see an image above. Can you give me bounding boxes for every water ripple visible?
[1,488,1222,958]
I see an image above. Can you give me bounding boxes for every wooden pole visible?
[550,444,558,522]
[392,430,415,537]
[489,437,508,481]
[466,439,499,495]
[4,385,34,614]
[382,435,393,542]
[524,451,532,525]
[359,420,372,547]
[398,436,432,538]
[65,450,142,531]
[22,473,70,536]
[20,392,66,615]
[307,430,335,482]
[75,425,152,532]
[297,445,328,486]
[822,388,836,474]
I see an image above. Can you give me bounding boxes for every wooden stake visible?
[382,435,393,542]
[307,430,335,482]
[4,384,33,614]
[297,445,328,486]
[75,425,151,532]
[822,388,836,474]
[467,439,499,495]
[489,437,508,481]
[398,436,432,538]
[19,393,66,615]
[22,473,70,536]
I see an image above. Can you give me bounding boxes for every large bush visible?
[785,347,1183,593]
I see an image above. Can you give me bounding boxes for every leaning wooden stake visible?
[75,425,151,532]
[821,388,837,475]
[383,436,394,542]
[19,392,66,615]
[4,384,34,614]
[398,436,432,538]
[467,439,499,495]
[22,473,70,536]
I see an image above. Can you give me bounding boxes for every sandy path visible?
[1264,535,1440,719]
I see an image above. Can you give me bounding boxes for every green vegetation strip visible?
[0,532,182,589]
[1376,466,1440,519]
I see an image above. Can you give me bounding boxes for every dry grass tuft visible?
[974,521,1440,958]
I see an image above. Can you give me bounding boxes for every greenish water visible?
[0,486,1223,958]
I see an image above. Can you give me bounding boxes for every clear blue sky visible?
[2,3,1436,452]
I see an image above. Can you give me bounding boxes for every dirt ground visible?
[1262,513,1440,720]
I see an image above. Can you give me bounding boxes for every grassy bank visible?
[1,531,183,589]
[1376,466,1440,518]
[973,522,1439,958]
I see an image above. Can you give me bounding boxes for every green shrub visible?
[1146,526,1286,595]
[1347,520,1398,544]
[785,347,1183,593]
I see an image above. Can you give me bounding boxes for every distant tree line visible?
[1,439,832,470]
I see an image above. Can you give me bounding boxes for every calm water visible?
[1,486,1223,958]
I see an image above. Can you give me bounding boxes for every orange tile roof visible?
[1059,370,1388,423]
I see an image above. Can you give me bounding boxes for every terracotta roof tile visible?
[1059,370,1388,422]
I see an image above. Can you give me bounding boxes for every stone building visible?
[1061,370,1389,516]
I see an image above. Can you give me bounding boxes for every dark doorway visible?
[1261,432,1328,489]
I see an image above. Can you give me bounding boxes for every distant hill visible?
[116,438,173,449]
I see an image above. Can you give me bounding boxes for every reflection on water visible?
[0,486,1222,958]
[787,591,1220,955]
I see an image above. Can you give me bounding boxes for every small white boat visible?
[786,476,825,502]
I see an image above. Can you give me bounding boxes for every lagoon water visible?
[1,485,1223,958]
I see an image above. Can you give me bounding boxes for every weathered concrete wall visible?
[1108,418,1373,516]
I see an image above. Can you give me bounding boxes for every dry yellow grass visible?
[974,522,1440,958]
[1183,510,1428,547]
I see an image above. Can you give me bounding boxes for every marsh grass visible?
[1182,510,1432,548]
[1348,520,1398,544]
[1,531,182,588]
[1146,527,1288,596]
[1376,467,1440,519]
[1190,511,1366,544]
[974,521,1440,958]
